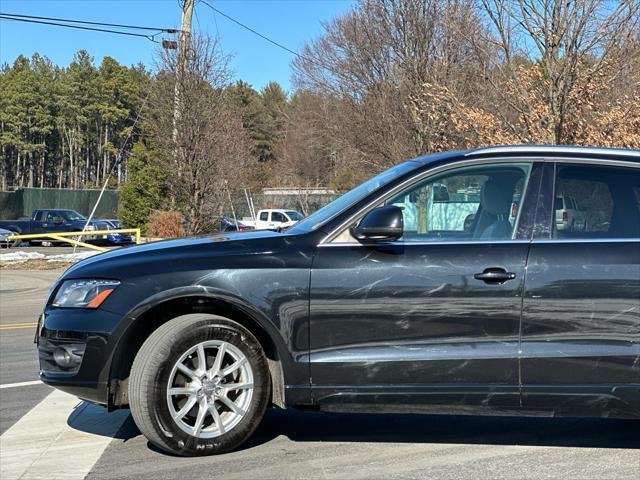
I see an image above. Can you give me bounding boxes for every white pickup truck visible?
[242,209,304,230]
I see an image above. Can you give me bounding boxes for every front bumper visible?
[38,307,124,406]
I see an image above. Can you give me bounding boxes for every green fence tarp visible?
[0,188,119,220]
[1,187,336,224]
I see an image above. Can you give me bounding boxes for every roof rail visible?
[466,145,640,157]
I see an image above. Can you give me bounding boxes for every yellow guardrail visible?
[7,228,141,252]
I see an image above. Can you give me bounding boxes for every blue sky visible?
[0,0,354,92]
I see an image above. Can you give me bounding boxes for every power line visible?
[0,13,180,43]
[199,0,306,61]
[0,12,178,33]
[199,1,352,84]
[0,16,159,42]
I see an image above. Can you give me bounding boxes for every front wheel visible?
[128,314,271,456]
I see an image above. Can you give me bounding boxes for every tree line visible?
[2,0,639,234]
[0,51,149,191]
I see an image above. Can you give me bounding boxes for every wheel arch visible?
[108,290,289,410]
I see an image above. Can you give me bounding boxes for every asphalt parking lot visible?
[0,269,639,479]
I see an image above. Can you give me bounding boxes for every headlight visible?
[52,279,120,308]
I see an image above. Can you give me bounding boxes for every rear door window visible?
[553,164,640,238]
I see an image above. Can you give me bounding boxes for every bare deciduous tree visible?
[479,0,640,143]
[292,0,492,172]
[285,0,640,191]
[148,36,252,234]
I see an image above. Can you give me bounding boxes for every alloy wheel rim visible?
[166,340,254,438]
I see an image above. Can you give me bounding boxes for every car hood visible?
[63,229,287,277]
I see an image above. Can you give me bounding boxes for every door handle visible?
[474,268,516,284]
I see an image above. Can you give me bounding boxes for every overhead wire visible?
[199,0,308,61]
[0,12,179,43]
[198,0,350,84]
[0,12,178,32]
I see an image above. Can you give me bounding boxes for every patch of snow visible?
[0,250,99,264]
[46,251,99,262]
[0,251,46,263]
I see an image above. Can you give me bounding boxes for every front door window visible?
[386,163,531,242]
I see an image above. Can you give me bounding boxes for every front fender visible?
[106,285,310,406]
[119,285,292,353]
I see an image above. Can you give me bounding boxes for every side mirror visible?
[350,205,403,243]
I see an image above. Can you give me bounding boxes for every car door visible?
[309,160,540,408]
[41,210,65,233]
[32,210,46,232]
[256,211,269,229]
[270,211,286,229]
[521,160,640,415]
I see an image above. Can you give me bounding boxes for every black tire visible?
[128,313,271,456]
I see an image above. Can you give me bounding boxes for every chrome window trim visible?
[532,238,639,244]
[545,157,640,168]
[317,237,639,248]
[320,155,640,246]
[318,239,532,248]
[320,156,542,245]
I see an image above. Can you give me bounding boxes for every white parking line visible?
[0,380,43,390]
[0,389,130,480]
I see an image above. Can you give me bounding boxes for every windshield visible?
[285,211,304,221]
[287,161,421,234]
[59,210,86,221]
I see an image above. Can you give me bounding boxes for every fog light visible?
[53,347,74,368]
[39,339,86,374]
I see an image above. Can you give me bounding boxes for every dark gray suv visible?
[37,145,640,456]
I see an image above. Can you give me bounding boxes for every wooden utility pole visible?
[172,0,195,151]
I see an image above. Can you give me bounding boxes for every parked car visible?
[37,146,639,457]
[242,209,304,230]
[215,215,252,233]
[555,194,587,231]
[0,209,102,244]
[101,219,136,246]
[0,227,18,248]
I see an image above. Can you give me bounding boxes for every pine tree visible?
[118,140,170,232]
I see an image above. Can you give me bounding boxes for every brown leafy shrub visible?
[146,211,185,239]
